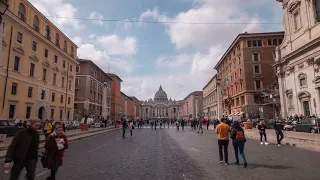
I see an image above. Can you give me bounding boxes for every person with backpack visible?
[230,121,248,168]
[122,119,128,138]
[257,120,268,145]
[215,118,230,165]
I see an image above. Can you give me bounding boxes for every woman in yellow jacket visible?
[43,119,53,138]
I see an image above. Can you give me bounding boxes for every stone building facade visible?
[141,85,181,120]
[202,75,222,120]
[214,32,284,118]
[130,96,142,119]
[108,73,124,121]
[275,0,320,117]
[179,91,203,119]
[73,59,112,121]
[0,0,78,121]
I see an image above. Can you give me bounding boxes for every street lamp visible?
[0,0,8,23]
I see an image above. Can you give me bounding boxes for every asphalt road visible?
[0,126,319,180]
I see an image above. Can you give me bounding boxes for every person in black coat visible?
[122,119,128,138]
[257,120,268,145]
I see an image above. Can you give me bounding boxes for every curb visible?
[0,128,119,159]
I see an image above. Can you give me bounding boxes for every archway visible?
[38,106,45,121]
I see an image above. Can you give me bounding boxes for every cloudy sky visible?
[30,0,284,100]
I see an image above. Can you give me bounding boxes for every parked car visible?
[294,118,320,133]
[72,121,80,129]
[284,122,295,131]
[0,120,24,136]
[61,121,74,130]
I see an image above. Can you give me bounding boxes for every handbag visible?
[132,125,134,129]
[40,151,48,168]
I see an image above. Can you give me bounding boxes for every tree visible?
[80,108,92,124]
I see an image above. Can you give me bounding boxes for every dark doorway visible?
[38,106,45,121]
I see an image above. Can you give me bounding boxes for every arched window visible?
[45,25,50,40]
[18,3,26,22]
[33,15,40,32]
[63,40,67,52]
[55,33,60,47]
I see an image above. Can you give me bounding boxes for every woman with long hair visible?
[45,125,68,180]
[230,121,247,168]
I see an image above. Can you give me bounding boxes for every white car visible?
[284,124,295,131]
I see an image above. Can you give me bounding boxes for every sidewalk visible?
[208,126,320,152]
[0,127,118,159]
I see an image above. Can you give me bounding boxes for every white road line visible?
[88,144,107,153]
[35,170,49,178]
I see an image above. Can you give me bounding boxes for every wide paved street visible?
[1,126,320,180]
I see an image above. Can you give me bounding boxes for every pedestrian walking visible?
[122,119,128,138]
[215,118,230,165]
[151,121,154,129]
[257,120,268,145]
[274,118,284,146]
[160,120,163,128]
[206,119,210,130]
[129,121,134,136]
[181,119,185,130]
[230,121,248,168]
[43,119,53,138]
[154,120,157,129]
[197,119,203,133]
[45,125,68,180]
[176,120,180,130]
[4,120,41,180]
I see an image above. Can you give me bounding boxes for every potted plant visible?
[80,108,91,131]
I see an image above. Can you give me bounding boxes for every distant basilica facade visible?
[141,85,181,120]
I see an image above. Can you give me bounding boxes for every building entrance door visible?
[302,101,310,117]
[38,107,45,121]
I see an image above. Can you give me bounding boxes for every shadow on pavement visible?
[249,163,294,170]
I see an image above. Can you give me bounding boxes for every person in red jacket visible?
[206,119,210,130]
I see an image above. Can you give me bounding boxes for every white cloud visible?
[72,36,83,45]
[140,0,265,49]
[89,12,104,26]
[155,54,191,68]
[116,19,133,30]
[94,35,138,56]
[29,0,84,33]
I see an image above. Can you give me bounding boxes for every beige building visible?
[0,0,78,121]
[179,91,203,119]
[141,85,181,120]
[275,0,320,117]
[202,75,222,120]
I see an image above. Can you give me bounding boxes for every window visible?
[33,15,40,32]
[26,106,31,119]
[63,61,66,68]
[70,65,73,72]
[240,69,242,76]
[11,83,17,95]
[28,87,33,98]
[255,80,261,90]
[41,90,45,100]
[68,80,72,90]
[50,109,54,119]
[316,0,320,22]
[29,63,35,77]
[18,3,26,21]
[300,77,307,87]
[53,73,57,85]
[278,39,283,45]
[234,72,237,79]
[14,56,20,71]
[60,95,64,103]
[75,78,79,86]
[253,53,260,61]
[254,95,260,104]
[54,55,58,64]
[45,25,51,40]
[67,110,70,120]
[68,97,71,104]
[17,32,23,44]
[62,77,65,88]
[32,41,37,52]
[51,93,55,102]
[273,39,278,46]
[44,49,49,59]
[240,83,243,91]
[254,65,261,74]
[42,68,47,81]
[2,21,6,36]
[293,10,301,30]
[71,46,74,57]
[63,40,67,52]
[257,40,262,47]
[236,98,239,106]
[288,95,293,109]
[76,65,80,73]
[59,110,63,119]
[55,33,60,47]
[252,40,257,47]
[247,40,252,47]
[241,96,245,105]
[9,105,15,119]
[268,39,272,46]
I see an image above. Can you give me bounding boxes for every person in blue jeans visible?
[274,118,284,146]
[230,121,248,168]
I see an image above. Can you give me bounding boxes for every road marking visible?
[35,170,49,178]
[88,144,107,153]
